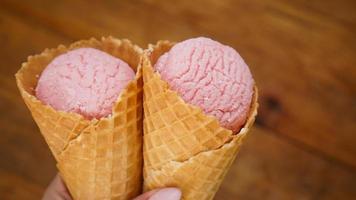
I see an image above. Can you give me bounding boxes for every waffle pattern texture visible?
[16,37,143,200]
[143,41,258,200]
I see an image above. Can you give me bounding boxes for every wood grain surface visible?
[0,0,355,199]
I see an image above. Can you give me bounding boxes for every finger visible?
[149,188,181,200]
[132,189,159,200]
[42,174,72,200]
[133,188,181,200]
[57,175,72,200]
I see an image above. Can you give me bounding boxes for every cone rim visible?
[143,40,258,137]
[15,36,143,123]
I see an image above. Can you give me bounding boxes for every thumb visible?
[133,188,181,200]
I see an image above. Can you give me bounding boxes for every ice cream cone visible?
[143,41,258,200]
[16,37,143,200]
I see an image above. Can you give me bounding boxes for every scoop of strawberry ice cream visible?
[154,37,254,133]
[36,48,135,119]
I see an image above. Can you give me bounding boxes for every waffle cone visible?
[143,41,258,200]
[16,37,143,200]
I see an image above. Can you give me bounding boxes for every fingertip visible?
[149,187,181,200]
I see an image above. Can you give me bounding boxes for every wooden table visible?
[0,0,355,199]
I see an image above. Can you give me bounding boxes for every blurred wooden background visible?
[0,0,355,199]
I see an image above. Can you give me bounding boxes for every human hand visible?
[42,174,181,200]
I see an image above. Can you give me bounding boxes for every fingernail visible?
[149,188,181,200]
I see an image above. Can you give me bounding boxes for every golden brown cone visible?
[16,37,143,200]
[143,41,258,200]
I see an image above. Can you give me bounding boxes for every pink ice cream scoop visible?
[154,37,254,133]
[36,48,135,119]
